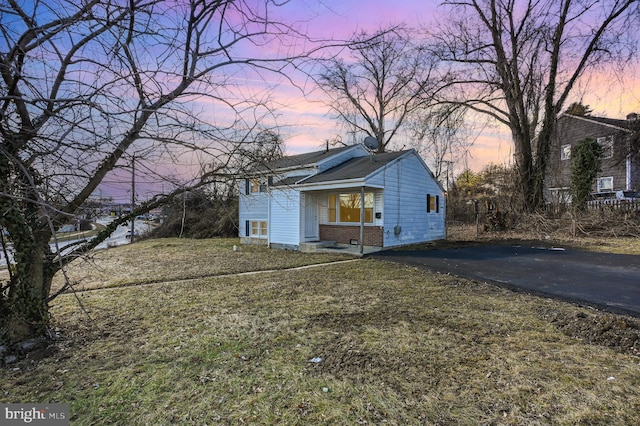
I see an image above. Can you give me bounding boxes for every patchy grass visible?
[2,239,640,424]
[477,232,640,255]
[560,236,640,255]
[51,238,347,291]
[431,229,640,255]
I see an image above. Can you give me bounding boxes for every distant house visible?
[238,143,446,252]
[545,113,640,204]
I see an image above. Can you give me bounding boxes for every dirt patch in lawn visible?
[539,308,640,356]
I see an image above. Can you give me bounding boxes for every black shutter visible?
[245,220,250,236]
[245,179,250,195]
[426,194,431,213]
[436,195,440,213]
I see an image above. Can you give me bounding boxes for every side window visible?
[561,144,571,160]
[597,136,613,159]
[427,194,439,213]
[246,178,268,194]
[250,179,260,193]
[597,177,613,192]
[249,220,268,237]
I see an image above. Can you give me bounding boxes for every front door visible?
[304,193,319,240]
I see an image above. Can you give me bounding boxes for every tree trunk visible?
[511,130,537,213]
[3,235,54,344]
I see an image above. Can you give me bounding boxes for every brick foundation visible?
[319,224,383,246]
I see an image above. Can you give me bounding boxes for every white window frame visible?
[560,144,571,161]
[327,192,374,224]
[250,220,268,237]
[596,176,613,193]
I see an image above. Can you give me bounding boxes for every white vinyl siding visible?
[268,188,300,246]
[238,180,269,238]
[375,154,445,248]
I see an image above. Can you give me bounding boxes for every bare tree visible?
[316,25,448,152]
[411,106,471,186]
[432,0,639,211]
[0,0,313,345]
[234,129,285,170]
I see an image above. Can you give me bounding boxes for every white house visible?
[238,143,446,252]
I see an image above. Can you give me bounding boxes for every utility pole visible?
[130,154,136,242]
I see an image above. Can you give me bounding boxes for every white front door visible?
[304,193,319,240]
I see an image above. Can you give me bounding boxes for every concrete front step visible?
[299,241,336,253]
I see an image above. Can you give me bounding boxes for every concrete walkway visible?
[72,258,363,293]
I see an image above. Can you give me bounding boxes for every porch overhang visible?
[287,179,384,192]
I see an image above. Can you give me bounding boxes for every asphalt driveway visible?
[370,244,640,317]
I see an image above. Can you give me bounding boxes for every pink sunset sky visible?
[267,0,640,168]
[99,0,640,201]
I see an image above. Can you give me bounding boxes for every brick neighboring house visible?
[545,113,640,204]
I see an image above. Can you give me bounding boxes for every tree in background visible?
[570,138,603,210]
[234,130,285,171]
[150,189,238,239]
[153,130,285,239]
[316,25,449,152]
[448,164,518,230]
[433,0,638,212]
[452,169,484,197]
[450,164,516,199]
[564,102,593,116]
[0,0,312,345]
[411,106,470,185]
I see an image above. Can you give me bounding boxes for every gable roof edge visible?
[365,149,445,193]
[559,113,634,133]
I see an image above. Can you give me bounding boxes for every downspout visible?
[360,186,365,255]
[626,153,632,191]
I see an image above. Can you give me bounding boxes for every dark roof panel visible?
[253,145,356,172]
[273,150,410,186]
[565,114,640,131]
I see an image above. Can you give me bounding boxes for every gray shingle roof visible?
[252,145,356,172]
[273,150,410,186]
[565,114,640,131]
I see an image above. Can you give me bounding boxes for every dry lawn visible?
[50,238,347,291]
[2,238,640,424]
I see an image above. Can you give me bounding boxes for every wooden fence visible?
[586,199,640,211]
